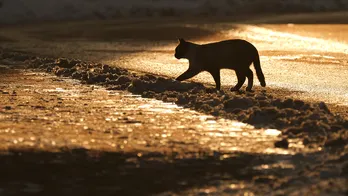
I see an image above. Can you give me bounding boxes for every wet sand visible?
[0,12,347,195]
[0,54,347,196]
[0,68,288,155]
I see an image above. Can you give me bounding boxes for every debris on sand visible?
[2,51,347,150]
[274,138,289,149]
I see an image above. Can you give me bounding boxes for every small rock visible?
[176,94,190,105]
[237,113,248,122]
[285,127,304,135]
[274,139,289,149]
[141,91,155,98]
[81,72,88,80]
[325,137,346,147]
[271,98,282,108]
[96,74,107,83]
[283,108,299,116]
[46,65,54,72]
[224,97,253,109]
[308,113,321,120]
[282,98,294,108]
[116,75,132,84]
[255,94,267,100]
[320,169,340,179]
[303,137,311,145]
[301,120,330,134]
[301,103,312,111]
[108,67,121,75]
[293,99,305,109]
[258,99,270,107]
[275,118,288,128]
[144,74,157,81]
[156,77,171,83]
[106,85,123,90]
[230,108,243,114]
[330,125,343,132]
[247,107,279,124]
[324,131,348,147]
[130,80,143,90]
[210,110,220,116]
[205,88,218,94]
[4,106,12,110]
[54,67,65,76]
[318,102,330,113]
[55,58,76,68]
[253,175,276,183]
[86,72,96,84]
[165,91,180,98]
[121,83,131,90]
[200,104,212,111]
[102,64,110,73]
[71,71,82,79]
[343,120,348,129]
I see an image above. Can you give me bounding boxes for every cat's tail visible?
[253,52,266,87]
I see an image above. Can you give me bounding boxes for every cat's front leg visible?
[176,68,200,81]
[209,70,221,90]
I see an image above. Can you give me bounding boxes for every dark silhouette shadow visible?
[0,148,295,196]
[174,38,265,92]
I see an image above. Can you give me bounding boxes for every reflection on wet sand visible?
[0,71,308,156]
[0,19,347,195]
[106,23,348,107]
[228,25,348,54]
[1,18,347,107]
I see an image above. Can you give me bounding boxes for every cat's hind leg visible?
[245,68,254,92]
[231,70,246,91]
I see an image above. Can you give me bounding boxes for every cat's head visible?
[174,38,190,59]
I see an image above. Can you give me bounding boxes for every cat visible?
[174,38,266,91]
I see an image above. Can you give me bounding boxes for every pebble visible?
[4,106,12,110]
[224,97,253,109]
[274,139,289,149]
[319,101,330,113]
[285,127,304,135]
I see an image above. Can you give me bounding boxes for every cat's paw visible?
[246,87,254,92]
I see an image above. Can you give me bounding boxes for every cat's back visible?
[201,39,256,51]
[197,39,257,60]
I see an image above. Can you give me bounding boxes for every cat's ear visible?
[178,38,185,43]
